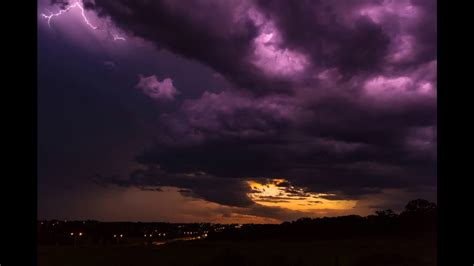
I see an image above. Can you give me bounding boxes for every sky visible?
[37,0,436,223]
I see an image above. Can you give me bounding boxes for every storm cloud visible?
[68,0,438,216]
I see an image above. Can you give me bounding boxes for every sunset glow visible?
[247,179,357,212]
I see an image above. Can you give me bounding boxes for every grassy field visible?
[38,235,436,266]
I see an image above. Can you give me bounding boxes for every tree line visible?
[207,199,437,241]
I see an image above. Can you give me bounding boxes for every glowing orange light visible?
[246,179,357,212]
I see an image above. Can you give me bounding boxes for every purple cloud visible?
[78,0,437,216]
[136,75,179,101]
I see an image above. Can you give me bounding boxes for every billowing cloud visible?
[50,0,438,221]
[136,75,179,101]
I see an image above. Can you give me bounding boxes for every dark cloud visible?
[82,0,437,213]
[254,0,392,76]
[87,0,296,93]
[95,167,254,208]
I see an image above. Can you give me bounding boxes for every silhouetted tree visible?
[399,199,437,234]
[402,199,437,215]
[375,209,397,218]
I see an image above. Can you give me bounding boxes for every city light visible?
[114,234,117,238]
[70,232,74,236]
[79,232,83,236]
[120,234,123,238]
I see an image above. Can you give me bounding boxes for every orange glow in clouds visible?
[247,179,357,211]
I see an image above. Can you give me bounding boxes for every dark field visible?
[38,235,436,266]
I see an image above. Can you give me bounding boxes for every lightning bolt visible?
[41,1,97,30]
[40,1,126,42]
